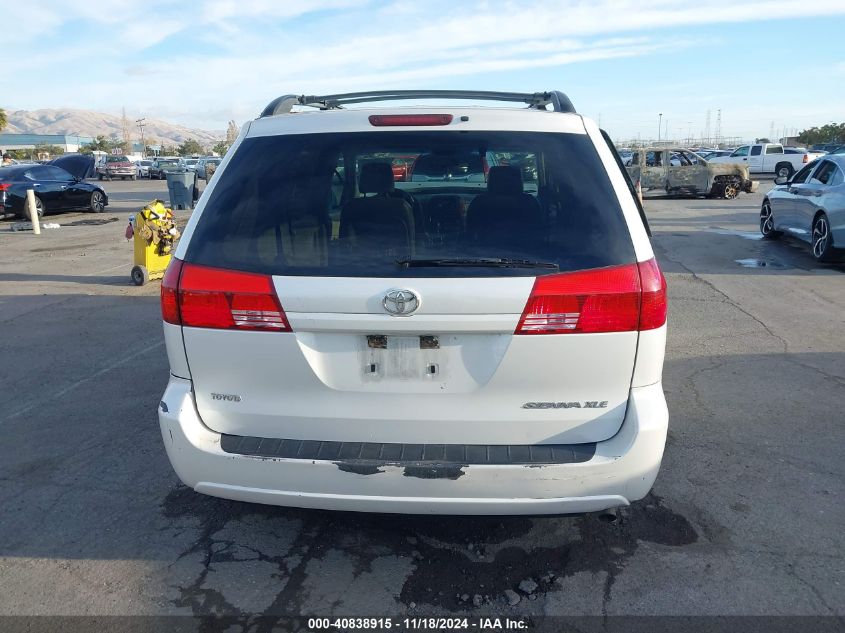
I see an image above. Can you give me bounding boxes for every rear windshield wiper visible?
[396,258,559,270]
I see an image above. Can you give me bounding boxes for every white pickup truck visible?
[707,143,823,179]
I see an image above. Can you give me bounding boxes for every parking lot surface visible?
[0,179,843,622]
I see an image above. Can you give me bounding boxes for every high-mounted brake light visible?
[369,114,453,127]
[161,259,290,332]
[515,259,666,335]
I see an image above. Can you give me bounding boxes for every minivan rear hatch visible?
[173,123,652,446]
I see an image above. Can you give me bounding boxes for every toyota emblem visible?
[382,289,419,316]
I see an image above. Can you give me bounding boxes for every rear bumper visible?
[158,378,668,515]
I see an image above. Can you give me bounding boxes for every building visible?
[0,133,96,154]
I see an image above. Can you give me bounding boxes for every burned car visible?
[627,147,758,199]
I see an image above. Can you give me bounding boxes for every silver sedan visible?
[760,154,845,262]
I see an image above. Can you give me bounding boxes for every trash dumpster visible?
[165,170,197,210]
[129,200,181,286]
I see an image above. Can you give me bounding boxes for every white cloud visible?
[5,0,845,137]
[200,0,361,23]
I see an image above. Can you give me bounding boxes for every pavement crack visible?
[780,357,845,388]
[660,252,788,353]
[786,563,842,618]
[252,521,327,626]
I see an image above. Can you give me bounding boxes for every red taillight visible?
[637,258,668,330]
[515,259,666,335]
[161,259,183,324]
[803,154,809,163]
[0,183,10,192]
[368,114,453,126]
[160,259,290,332]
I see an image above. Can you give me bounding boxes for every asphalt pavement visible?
[0,178,843,627]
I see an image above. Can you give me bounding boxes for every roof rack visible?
[259,90,576,118]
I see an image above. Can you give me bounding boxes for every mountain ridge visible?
[3,108,224,146]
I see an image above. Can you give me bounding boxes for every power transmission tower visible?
[769,121,775,142]
[121,107,131,154]
[714,109,722,145]
[136,118,147,157]
[704,110,711,144]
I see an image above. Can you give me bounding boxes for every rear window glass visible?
[107,155,129,163]
[186,131,635,278]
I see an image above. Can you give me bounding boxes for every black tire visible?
[131,265,149,286]
[760,200,781,239]
[23,195,45,220]
[97,173,103,181]
[90,190,106,213]
[775,163,794,180]
[812,212,837,263]
[720,179,740,199]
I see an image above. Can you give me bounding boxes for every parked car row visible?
[1,157,108,219]
[761,154,845,262]
[148,157,186,180]
[194,156,222,180]
[625,147,757,199]
[128,156,223,181]
[96,155,136,181]
[707,143,824,179]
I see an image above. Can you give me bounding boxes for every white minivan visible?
[158,90,668,515]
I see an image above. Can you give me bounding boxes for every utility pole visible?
[658,113,663,142]
[136,118,147,157]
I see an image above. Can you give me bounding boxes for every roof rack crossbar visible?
[259,90,576,117]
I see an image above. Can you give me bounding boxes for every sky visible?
[4,0,845,142]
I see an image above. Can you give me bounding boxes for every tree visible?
[178,138,204,156]
[83,135,111,152]
[0,108,6,132]
[797,123,845,146]
[35,143,65,158]
[226,120,239,145]
[212,140,229,156]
